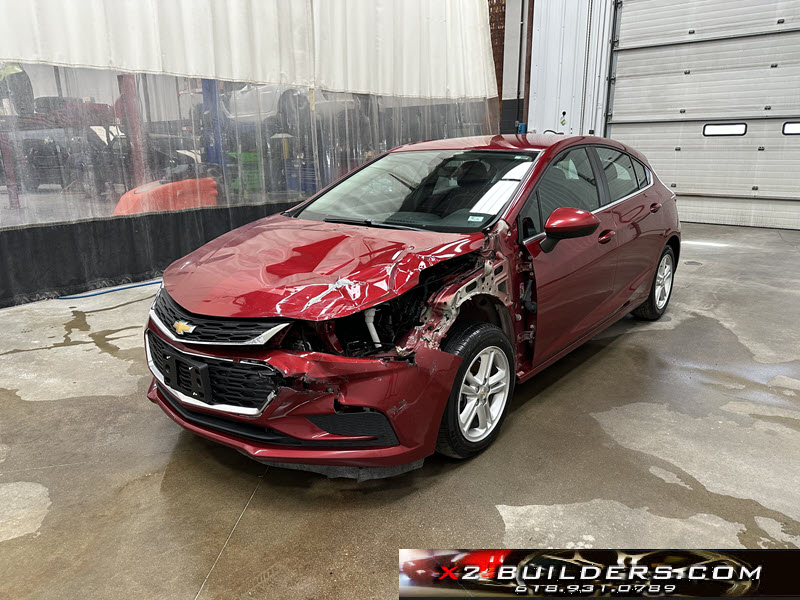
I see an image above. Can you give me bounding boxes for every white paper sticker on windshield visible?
[468,215,485,222]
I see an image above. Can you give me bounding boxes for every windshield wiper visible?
[323,216,427,232]
[388,172,414,190]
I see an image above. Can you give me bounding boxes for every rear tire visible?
[632,245,675,321]
[436,322,515,459]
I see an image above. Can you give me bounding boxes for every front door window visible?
[537,148,601,220]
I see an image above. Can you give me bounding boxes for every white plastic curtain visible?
[313,0,498,99]
[0,0,497,100]
[0,0,498,230]
[0,0,500,305]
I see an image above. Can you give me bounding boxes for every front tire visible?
[436,322,515,459]
[632,245,675,321]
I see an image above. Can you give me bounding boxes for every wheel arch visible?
[448,294,515,345]
[666,234,680,266]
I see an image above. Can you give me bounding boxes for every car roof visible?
[391,134,561,153]
[390,133,630,155]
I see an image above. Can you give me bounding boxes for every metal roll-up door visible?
[606,0,800,229]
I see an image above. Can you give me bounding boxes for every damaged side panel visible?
[397,222,516,354]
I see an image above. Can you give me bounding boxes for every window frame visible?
[702,123,747,137]
[783,121,800,135]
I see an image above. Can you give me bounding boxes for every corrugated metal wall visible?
[607,0,800,229]
[525,0,615,136]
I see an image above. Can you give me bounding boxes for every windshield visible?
[294,150,538,232]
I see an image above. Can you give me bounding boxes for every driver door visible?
[521,147,619,366]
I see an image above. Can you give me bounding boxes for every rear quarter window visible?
[631,157,649,188]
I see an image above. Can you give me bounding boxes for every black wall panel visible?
[0,202,296,308]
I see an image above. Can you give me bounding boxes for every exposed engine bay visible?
[278,252,482,357]
[274,237,515,359]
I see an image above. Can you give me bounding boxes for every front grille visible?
[152,289,287,344]
[147,331,283,412]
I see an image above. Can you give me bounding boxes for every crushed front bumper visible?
[145,323,461,468]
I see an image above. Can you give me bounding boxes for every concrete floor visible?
[1,222,799,599]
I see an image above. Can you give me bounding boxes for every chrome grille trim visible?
[149,290,290,346]
[145,333,280,417]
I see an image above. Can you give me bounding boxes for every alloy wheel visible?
[457,346,511,442]
[655,252,674,310]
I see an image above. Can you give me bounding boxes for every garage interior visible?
[2,0,800,599]
[2,223,799,598]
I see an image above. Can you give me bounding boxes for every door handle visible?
[598,229,616,244]
[650,202,662,213]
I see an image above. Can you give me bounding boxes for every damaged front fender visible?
[397,221,514,353]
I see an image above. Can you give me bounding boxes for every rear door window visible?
[595,147,639,203]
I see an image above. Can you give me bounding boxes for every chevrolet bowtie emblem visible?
[173,320,196,335]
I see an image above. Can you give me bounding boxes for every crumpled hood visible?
[163,214,485,321]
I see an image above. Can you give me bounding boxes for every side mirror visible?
[544,206,600,239]
[540,207,600,252]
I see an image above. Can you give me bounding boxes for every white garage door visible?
[606,0,800,229]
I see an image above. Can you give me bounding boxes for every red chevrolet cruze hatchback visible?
[145,134,679,478]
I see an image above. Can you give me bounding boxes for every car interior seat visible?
[438,160,492,215]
